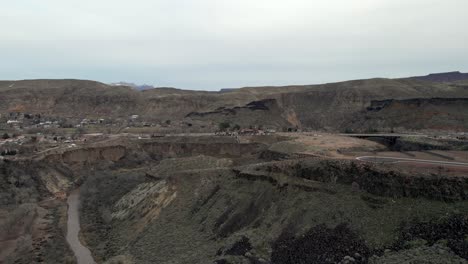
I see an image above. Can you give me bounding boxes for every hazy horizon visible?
[2,0,468,90]
[2,70,466,92]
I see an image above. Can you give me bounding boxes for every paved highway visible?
[356,156,468,168]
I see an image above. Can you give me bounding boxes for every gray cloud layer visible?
[1,0,467,90]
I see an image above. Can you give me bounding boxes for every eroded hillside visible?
[1,134,466,263]
[1,76,468,131]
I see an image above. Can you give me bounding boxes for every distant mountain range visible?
[109,71,468,93]
[109,82,155,91]
[411,71,468,82]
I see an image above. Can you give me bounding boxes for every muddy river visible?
[66,189,96,264]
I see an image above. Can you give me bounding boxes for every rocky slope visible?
[2,75,468,131]
[1,135,467,263]
[78,152,467,264]
[346,98,468,132]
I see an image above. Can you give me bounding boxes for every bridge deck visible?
[340,133,426,138]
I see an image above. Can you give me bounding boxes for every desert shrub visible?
[366,127,379,133]
[225,236,252,256]
[218,122,230,131]
[271,224,370,264]
[394,214,468,259]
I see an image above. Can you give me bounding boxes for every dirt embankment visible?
[61,146,126,163]
[141,141,264,160]
[43,137,266,167]
[41,145,127,166]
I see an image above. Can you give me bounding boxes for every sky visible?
[1,0,468,90]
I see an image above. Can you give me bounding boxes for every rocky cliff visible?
[347,98,468,131]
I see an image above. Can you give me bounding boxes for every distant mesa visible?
[109,82,155,91]
[412,71,468,82]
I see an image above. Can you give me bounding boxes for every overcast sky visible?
[1,0,467,90]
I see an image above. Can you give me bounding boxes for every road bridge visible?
[340,133,427,145]
[340,133,426,138]
[356,156,468,168]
